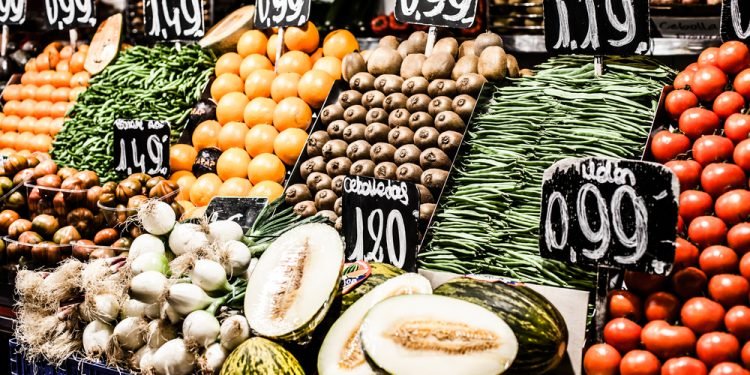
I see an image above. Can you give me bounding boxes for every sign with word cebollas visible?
[394,0,478,28]
[254,0,311,28]
[0,0,26,25]
[721,0,750,43]
[539,158,679,276]
[342,176,420,272]
[113,119,171,177]
[144,0,204,40]
[44,0,95,29]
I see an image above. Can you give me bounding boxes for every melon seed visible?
[385,320,499,354]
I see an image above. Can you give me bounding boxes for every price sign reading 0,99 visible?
[44,0,95,29]
[145,0,204,40]
[0,0,26,25]
[113,119,171,178]
[395,0,478,28]
[254,0,311,28]
[539,158,679,276]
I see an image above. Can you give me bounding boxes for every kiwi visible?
[365,122,390,143]
[335,216,343,231]
[374,74,404,95]
[433,37,459,58]
[407,94,431,113]
[434,111,466,133]
[420,203,436,222]
[428,79,457,97]
[316,210,338,224]
[408,111,434,131]
[421,168,449,189]
[452,55,479,80]
[506,54,520,78]
[343,123,367,143]
[342,52,366,82]
[315,189,338,211]
[294,201,317,218]
[346,140,372,161]
[367,47,403,75]
[416,184,434,204]
[402,76,429,96]
[350,160,376,177]
[334,197,343,216]
[374,162,398,180]
[458,40,476,58]
[428,96,453,117]
[438,130,463,156]
[422,52,456,81]
[367,108,389,124]
[285,184,312,205]
[320,103,345,125]
[408,31,428,53]
[388,108,411,128]
[474,32,504,56]
[332,175,345,195]
[362,90,386,109]
[326,157,353,177]
[401,54,427,79]
[420,147,451,169]
[397,40,418,59]
[456,73,487,97]
[327,120,347,139]
[300,156,326,180]
[396,163,424,183]
[361,50,373,63]
[388,126,415,147]
[379,35,400,50]
[322,139,349,160]
[452,95,477,121]
[350,72,375,92]
[370,142,397,163]
[414,127,440,149]
[306,130,330,157]
[307,172,332,192]
[478,46,508,81]
[394,144,422,165]
[339,90,363,108]
[344,105,367,123]
[383,93,408,111]
[520,69,534,77]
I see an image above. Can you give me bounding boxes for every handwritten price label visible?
[0,0,26,25]
[145,0,204,40]
[44,0,95,29]
[113,119,171,178]
[395,0,478,28]
[721,0,750,42]
[254,0,310,28]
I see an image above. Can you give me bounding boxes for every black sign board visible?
[394,0,478,28]
[254,0,311,28]
[113,119,171,177]
[144,0,204,40]
[342,176,420,272]
[205,197,268,232]
[543,0,650,55]
[539,158,679,276]
[721,0,750,42]
[44,0,95,29]
[0,0,26,25]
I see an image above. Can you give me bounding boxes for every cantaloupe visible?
[199,5,256,54]
[85,13,122,76]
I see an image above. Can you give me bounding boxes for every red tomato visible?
[713,91,746,119]
[584,343,622,375]
[686,63,701,72]
[724,305,750,340]
[699,245,739,275]
[699,47,721,68]
[620,350,661,375]
[608,290,643,322]
[675,70,695,90]
[734,139,750,173]
[701,163,747,198]
[675,237,700,269]
[708,274,749,307]
[697,332,740,368]
[661,357,708,375]
[644,292,681,322]
[708,362,749,375]
[742,341,750,368]
[680,190,714,224]
[741,252,750,280]
[693,135,735,166]
[692,66,730,102]
[678,215,686,235]
[625,270,668,297]
[673,267,709,299]
[718,41,750,75]
[688,216,728,248]
[679,108,721,139]
[641,320,696,359]
[681,297,726,334]
[715,190,750,225]
[651,130,692,163]
[723,114,750,143]
[666,160,703,192]
[734,69,750,100]
[728,223,750,255]
[604,317,643,353]
[666,90,700,120]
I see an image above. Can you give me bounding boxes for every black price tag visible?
[113,119,171,177]
[721,0,750,43]
[0,0,26,25]
[44,0,95,29]
[144,0,204,40]
[205,197,268,232]
[543,0,650,55]
[254,0,311,28]
[342,176,420,272]
[539,158,679,276]
[394,0,478,28]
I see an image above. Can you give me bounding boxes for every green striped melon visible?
[220,337,304,375]
[341,262,404,313]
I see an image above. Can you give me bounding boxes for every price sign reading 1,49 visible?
[0,0,26,25]
[44,0,95,29]
[395,0,478,28]
[254,0,311,28]
[113,119,171,178]
[539,158,679,276]
[145,0,204,40]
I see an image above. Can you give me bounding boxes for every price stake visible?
[113,119,171,178]
[144,0,204,40]
[394,0,478,29]
[44,0,95,29]
[254,0,311,28]
[539,157,679,276]
[721,0,750,42]
[342,176,420,272]
[205,197,268,232]
[543,0,650,55]
[0,0,26,25]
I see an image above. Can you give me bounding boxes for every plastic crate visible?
[79,360,130,375]
[8,339,78,375]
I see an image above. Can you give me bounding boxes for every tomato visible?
[604,317,643,353]
[680,190,714,223]
[724,305,750,340]
[673,267,709,299]
[742,341,750,368]
[678,215,686,235]
[709,363,749,375]
[708,274,749,307]
[734,69,750,100]
[692,66,730,102]
[620,350,661,375]
[625,270,668,297]
[584,343,622,375]
[713,91,746,120]
[644,292,681,322]
[688,216,728,248]
[641,320,696,359]
[697,332,740,368]
[681,297,726,334]
[693,135,735,166]
[675,70,695,90]
[715,190,750,225]
[679,108,721,139]
[651,131,692,163]
[686,63,701,72]
[699,245,739,275]
[723,114,750,143]
[661,357,708,375]
[734,139,750,173]
[701,163,747,198]
[699,47,721,68]
[718,41,750,75]
[741,252,750,280]
[666,160,703,192]
[729,223,750,255]
[608,289,643,321]
[666,90,700,120]
[675,237,700,269]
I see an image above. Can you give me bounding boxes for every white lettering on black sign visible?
[0,0,26,25]
[206,197,267,231]
[145,0,204,40]
[254,0,310,28]
[113,119,170,177]
[721,0,750,42]
[44,0,95,29]
[395,0,478,28]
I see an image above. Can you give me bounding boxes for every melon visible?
[341,262,404,313]
[220,337,304,375]
[199,5,256,54]
[85,13,122,76]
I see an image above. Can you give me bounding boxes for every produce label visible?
[44,0,95,29]
[113,119,171,178]
[543,0,650,55]
[721,0,750,42]
[0,0,26,25]
[539,157,679,275]
[342,176,420,272]
[394,0,478,28]
[341,261,372,294]
[205,196,268,232]
[254,0,311,28]
[144,0,204,40]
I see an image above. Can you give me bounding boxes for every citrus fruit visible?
[29,134,51,152]
[18,99,35,118]
[16,131,34,151]
[170,144,198,172]
[216,92,250,124]
[69,52,85,73]
[192,120,222,150]
[56,60,69,73]
[69,87,85,102]
[271,73,301,102]
[59,45,73,60]
[172,172,197,201]
[249,180,284,201]
[33,101,52,118]
[169,170,193,183]
[190,173,223,206]
[267,34,280,63]
[274,128,308,165]
[51,87,70,103]
[34,117,51,135]
[218,177,253,197]
[313,56,342,79]
[211,73,244,101]
[247,153,286,184]
[20,85,37,101]
[237,30,268,57]
[70,71,90,88]
[323,29,359,59]
[50,102,69,118]
[298,69,335,108]
[215,52,243,76]
[276,51,312,76]
[52,71,72,88]
[244,69,276,99]
[218,121,249,151]
[273,97,312,131]
[310,48,323,64]
[284,21,319,53]
[245,124,279,157]
[2,116,19,132]
[35,84,54,102]
[18,117,35,133]
[217,147,251,180]
[243,97,276,127]
[48,118,63,136]
[3,101,19,116]
[239,54,274,81]
[3,84,20,101]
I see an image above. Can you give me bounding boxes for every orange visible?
[35,84,55,102]
[21,72,38,86]
[69,52,85,73]
[249,180,284,201]
[3,85,21,101]
[270,73,301,103]
[16,149,31,157]
[51,87,70,103]
[267,34,280,64]
[0,132,17,149]
[237,30,268,57]
[244,69,275,99]
[215,52,243,76]
[189,173,223,206]
[246,153,285,184]
[313,56,342,79]
[276,51,312,76]
[25,58,36,72]
[16,131,34,151]
[216,92,249,124]
[172,172,197,201]
[243,97,276,127]
[216,147,251,180]
[34,117,51,135]
[273,96,312,131]
[310,48,323,64]
[274,128,308,165]
[2,115,19,132]
[35,53,51,71]
[52,71,72,88]
[18,117,35,133]
[50,101,68,118]
[192,120,221,150]
[69,87,86,102]
[169,170,194,183]
[59,45,74,60]
[70,71,90,88]
[18,99,35,118]
[29,134,52,152]
[56,60,70,73]
[20,85,37,101]
[210,73,244,101]
[284,22,319,54]
[239,54,274,81]
[217,121,248,151]
[33,101,52,118]
[170,144,198,171]
[38,71,55,86]
[4,101,20,116]
[48,118,63,136]
[217,177,253,197]
[298,69,335,108]
[323,29,359,60]
[244,124,278,157]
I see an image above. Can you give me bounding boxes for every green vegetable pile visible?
[420,56,674,289]
[51,44,215,182]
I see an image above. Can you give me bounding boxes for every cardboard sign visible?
[44,0,95,29]
[394,0,478,28]
[342,176,420,272]
[721,0,750,42]
[113,119,170,177]
[0,0,26,25]
[254,0,311,28]
[205,197,268,232]
[539,158,679,276]
[144,0,204,40]
[543,0,650,55]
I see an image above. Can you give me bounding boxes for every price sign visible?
[544,0,650,55]
[721,0,750,42]
[44,0,95,29]
[113,119,171,177]
[394,0,478,28]
[205,197,268,232]
[145,0,204,40]
[0,0,26,25]
[254,0,311,28]
[539,158,679,276]
[342,176,420,272]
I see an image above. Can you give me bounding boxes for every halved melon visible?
[199,5,256,54]
[360,295,519,375]
[85,13,122,76]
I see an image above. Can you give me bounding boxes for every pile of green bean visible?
[51,44,215,182]
[420,56,674,289]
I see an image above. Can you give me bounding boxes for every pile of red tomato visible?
[583,41,750,375]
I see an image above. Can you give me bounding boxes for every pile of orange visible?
[168,22,359,207]
[0,42,90,154]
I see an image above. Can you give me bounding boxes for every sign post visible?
[394,0,479,54]
[721,0,750,42]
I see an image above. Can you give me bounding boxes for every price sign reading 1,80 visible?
[395,0,478,28]
[113,119,171,178]
[539,158,679,276]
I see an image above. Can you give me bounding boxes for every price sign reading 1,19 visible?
[395,0,478,28]
[254,0,311,28]
[0,0,26,25]
[539,158,679,276]
[145,0,204,40]
[721,0,750,43]
[113,119,171,178]
[44,0,95,29]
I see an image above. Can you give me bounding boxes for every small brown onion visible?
[4,155,27,176]
[33,160,58,179]
[57,167,78,180]
[90,247,115,259]
[111,237,132,250]
[98,192,116,207]
[72,239,95,260]
[94,228,119,246]
[101,181,117,194]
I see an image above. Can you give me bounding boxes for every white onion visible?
[166,283,215,316]
[183,310,221,348]
[202,343,228,374]
[151,338,195,375]
[120,299,148,318]
[147,319,177,349]
[219,315,250,351]
[208,220,244,244]
[139,346,156,372]
[131,252,169,275]
[191,259,231,293]
[222,240,251,276]
[139,200,176,236]
[82,320,113,357]
[129,234,166,259]
[161,302,182,324]
[130,345,154,370]
[92,294,120,322]
[169,223,209,256]
[145,302,162,320]
[130,271,168,304]
[112,317,147,351]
